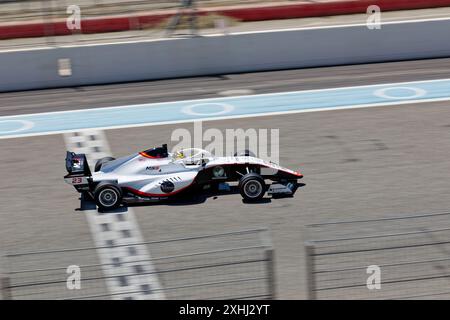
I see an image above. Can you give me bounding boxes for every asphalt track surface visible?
[2,58,450,116]
[1,58,450,299]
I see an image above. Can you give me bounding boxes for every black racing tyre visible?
[95,157,115,172]
[238,173,266,201]
[94,182,122,211]
[234,150,256,157]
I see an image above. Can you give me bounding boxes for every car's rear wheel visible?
[95,157,115,172]
[94,182,122,211]
[238,173,266,201]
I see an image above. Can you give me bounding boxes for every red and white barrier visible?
[1,0,450,40]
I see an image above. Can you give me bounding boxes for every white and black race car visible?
[64,144,303,211]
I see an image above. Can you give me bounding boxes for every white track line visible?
[2,77,450,140]
[3,77,450,120]
[3,95,450,140]
[64,130,165,300]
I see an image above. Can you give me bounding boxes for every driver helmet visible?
[175,150,185,159]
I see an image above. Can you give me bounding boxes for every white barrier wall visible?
[1,18,450,92]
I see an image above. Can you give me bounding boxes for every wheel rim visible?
[98,188,118,207]
[244,180,262,198]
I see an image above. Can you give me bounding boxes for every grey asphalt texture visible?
[2,58,450,116]
[1,58,450,299]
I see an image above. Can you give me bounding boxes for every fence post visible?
[265,248,276,299]
[304,241,317,300]
[0,275,11,300]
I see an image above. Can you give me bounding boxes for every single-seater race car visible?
[64,144,303,211]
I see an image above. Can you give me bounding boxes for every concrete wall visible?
[1,18,450,92]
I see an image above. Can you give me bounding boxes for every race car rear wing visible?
[65,151,91,176]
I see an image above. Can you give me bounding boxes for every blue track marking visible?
[1,78,450,139]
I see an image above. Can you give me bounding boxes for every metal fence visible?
[0,228,275,300]
[304,211,450,300]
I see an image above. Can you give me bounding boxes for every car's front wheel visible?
[94,182,122,211]
[238,173,266,201]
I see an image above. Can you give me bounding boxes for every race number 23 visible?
[72,177,83,184]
